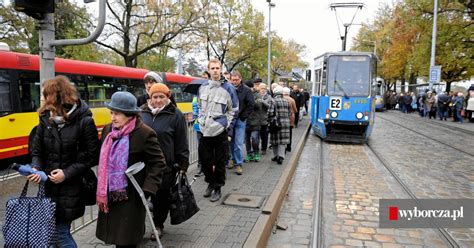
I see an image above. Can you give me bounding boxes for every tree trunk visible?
[446,81,452,93]
[400,78,406,93]
[408,72,416,93]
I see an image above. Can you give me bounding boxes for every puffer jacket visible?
[198,80,239,137]
[31,100,100,222]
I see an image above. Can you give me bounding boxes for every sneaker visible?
[271,156,278,161]
[226,161,235,169]
[203,185,213,198]
[245,153,253,163]
[261,150,266,155]
[236,165,243,175]
[253,153,260,162]
[210,188,221,202]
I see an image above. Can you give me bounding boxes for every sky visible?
[250,0,392,65]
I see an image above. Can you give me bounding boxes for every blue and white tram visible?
[309,52,377,142]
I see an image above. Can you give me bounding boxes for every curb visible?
[244,124,311,248]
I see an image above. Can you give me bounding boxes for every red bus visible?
[0,50,196,162]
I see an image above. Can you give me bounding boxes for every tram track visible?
[389,112,474,136]
[311,139,325,248]
[366,142,461,248]
[377,115,474,157]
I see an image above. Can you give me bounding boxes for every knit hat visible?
[273,86,284,95]
[144,71,163,83]
[149,83,171,97]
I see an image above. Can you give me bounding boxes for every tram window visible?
[17,70,40,112]
[321,70,327,95]
[168,83,193,103]
[314,69,322,95]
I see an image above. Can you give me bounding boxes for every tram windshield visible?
[327,56,370,97]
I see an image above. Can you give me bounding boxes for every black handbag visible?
[268,118,281,133]
[169,173,200,225]
[81,169,97,206]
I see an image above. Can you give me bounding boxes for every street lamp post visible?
[429,0,438,90]
[267,0,275,88]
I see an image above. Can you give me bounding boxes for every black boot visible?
[210,187,221,202]
[277,156,284,165]
[203,185,213,198]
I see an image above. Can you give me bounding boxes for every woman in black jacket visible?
[28,75,100,247]
[140,83,190,239]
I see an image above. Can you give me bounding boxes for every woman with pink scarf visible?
[95,91,167,248]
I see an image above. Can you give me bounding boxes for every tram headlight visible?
[330,111,338,118]
[356,112,363,120]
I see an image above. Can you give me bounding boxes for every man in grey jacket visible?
[198,58,239,202]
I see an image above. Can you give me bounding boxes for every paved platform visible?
[72,118,310,247]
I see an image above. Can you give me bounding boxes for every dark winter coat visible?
[235,83,255,120]
[268,94,291,145]
[291,90,305,109]
[260,92,272,126]
[95,118,167,246]
[140,102,190,189]
[247,90,266,131]
[31,100,100,222]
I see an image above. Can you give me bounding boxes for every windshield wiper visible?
[334,80,349,99]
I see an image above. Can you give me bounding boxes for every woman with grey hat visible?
[95,91,167,248]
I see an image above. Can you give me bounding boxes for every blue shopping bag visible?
[2,181,56,247]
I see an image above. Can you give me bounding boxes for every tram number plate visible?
[329,97,342,110]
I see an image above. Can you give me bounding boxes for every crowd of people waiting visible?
[383,85,474,123]
[25,58,311,247]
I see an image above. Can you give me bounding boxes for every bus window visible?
[116,78,143,97]
[85,76,116,107]
[0,70,12,115]
[64,74,89,103]
[130,79,146,99]
[168,83,193,103]
[17,70,40,112]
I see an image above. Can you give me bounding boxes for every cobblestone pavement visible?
[378,111,474,156]
[371,111,474,247]
[268,111,473,248]
[266,134,321,248]
[68,119,309,247]
[268,135,445,247]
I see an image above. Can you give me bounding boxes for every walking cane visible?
[125,162,163,248]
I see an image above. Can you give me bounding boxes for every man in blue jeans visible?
[228,71,254,175]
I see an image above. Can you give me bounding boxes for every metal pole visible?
[342,24,349,51]
[39,13,56,95]
[267,1,272,88]
[49,0,107,47]
[429,0,438,90]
